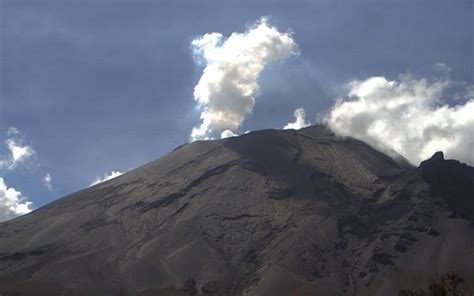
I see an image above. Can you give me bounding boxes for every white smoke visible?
[0,177,33,222]
[190,18,298,141]
[284,107,311,130]
[327,75,474,166]
[90,170,123,186]
[220,129,237,139]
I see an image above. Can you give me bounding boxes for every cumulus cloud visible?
[42,173,52,191]
[327,75,474,166]
[5,139,34,168]
[0,177,33,222]
[0,128,36,221]
[90,171,123,186]
[1,128,35,170]
[284,107,311,130]
[190,17,298,141]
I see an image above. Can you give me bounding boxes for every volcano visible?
[0,126,472,295]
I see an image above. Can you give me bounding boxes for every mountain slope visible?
[0,126,472,295]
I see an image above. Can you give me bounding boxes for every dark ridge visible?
[419,151,474,221]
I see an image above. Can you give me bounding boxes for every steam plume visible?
[190,18,297,141]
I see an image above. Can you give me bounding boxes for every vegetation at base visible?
[399,272,466,296]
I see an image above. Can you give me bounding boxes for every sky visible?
[0,0,473,221]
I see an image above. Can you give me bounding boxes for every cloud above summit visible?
[190,18,298,141]
[327,75,474,166]
[188,18,473,167]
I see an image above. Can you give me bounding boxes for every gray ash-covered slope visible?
[0,126,473,295]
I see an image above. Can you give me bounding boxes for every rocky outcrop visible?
[419,151,474,221]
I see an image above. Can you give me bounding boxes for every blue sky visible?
[0,0,472,217]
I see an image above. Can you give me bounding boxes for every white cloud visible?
[0,177,33,222]
[1,128,35,170]
[90,171,123,186]
[284,107,311,130]
[0,127,35,222]
[327,75,474,166]
[5,139,34,167]
[42,173,52,191]
[190,17,298,141]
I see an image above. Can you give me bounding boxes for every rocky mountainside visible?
[0,126,472,295]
